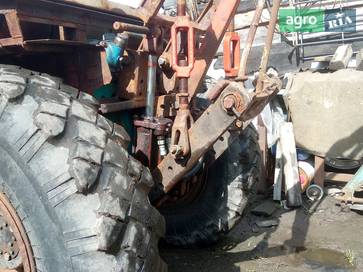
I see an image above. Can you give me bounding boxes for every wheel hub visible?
[0,192,35,271]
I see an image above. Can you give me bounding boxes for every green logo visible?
[279,8,324,32]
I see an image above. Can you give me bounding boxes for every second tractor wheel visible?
[160,125,261,247]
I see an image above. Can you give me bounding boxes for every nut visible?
[235,120,243,128]
[223,95,236,111]
[170,145,183,158]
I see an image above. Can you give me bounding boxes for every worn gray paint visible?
[286,69,363,160]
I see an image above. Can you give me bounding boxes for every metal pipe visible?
[237,0,264,80]
[227,18,235,32]
[146,55,158,118]
[303,51,358,62]
[178,59,189,107]
[113,22,151,34]
[256,0,281,92]
[100,98,146,113]
[297,35,363,47]
[177,0,187,16]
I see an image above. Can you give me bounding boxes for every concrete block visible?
[329,44,353,71]
[356,48,363,71]
[286,69,363,160]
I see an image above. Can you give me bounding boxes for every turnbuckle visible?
[171,16,195,77]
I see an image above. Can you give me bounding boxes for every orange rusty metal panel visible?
[162,0,240,98]
[223,31,240,78]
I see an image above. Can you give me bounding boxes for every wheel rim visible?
[157,157,210,211]
[0,192,35,272]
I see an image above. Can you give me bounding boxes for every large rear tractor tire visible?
[0,65,166,272]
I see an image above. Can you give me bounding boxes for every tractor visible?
[0,0,281,271]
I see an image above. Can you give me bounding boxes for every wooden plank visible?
[257,116,268,192]
[59,26,65,41]
[273,139,282,201]
[314,156,325,188]
[325,172,354,183]
[280,122,302,207]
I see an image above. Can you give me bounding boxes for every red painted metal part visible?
[223,31,240,78]
[187,0,239,98]
[162,0,240,100]
[134,117,172,167]
[171,16,195,78]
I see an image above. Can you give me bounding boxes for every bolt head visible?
[223,96,236,110]
[170,145,183,158]
[235,120,243,128]
[158,58,166,66]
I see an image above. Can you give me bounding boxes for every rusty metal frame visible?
[0,10,23,47]
[161,0,241,100]
[0,0,151,48]
[237,0,265,80]
[153,82,250,192]
[154,74,282,192]
[0,0,284,194]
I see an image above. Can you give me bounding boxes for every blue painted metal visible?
[93,84,134,152]
[104,33,129,68]
[106,42,123,67]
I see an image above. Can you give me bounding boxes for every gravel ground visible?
[161,189,363,272]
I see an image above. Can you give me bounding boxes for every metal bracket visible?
[153,82,249,192]
[171,16,195,78]
[223,31,240,78]
[170,107,194,159]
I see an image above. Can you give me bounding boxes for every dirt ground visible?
[161,186,363,272]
